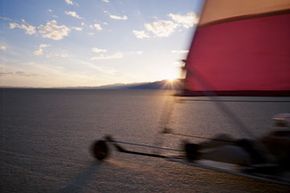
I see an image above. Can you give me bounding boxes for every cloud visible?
[9,20,36,35]
[46,52,69,58]
[0,71,38,77]
[0,16,13,21]
[133,12,198,39]
[33,45,70,58]
[109,15,128,20]
[52,53,69,58]
[92,48,107,54]
[83,62,117,75]
[38,20,70,40]
[144,20,177,37]
[91,53,123,60]
[91,48,123,60]
[0,62,104,88]
[0,44,7,51]
[9,19,70,40]
[135,51,143,55]
[168,12,198,28]
[90,23,102,31]
[127,50,143,55]
[101,0,110,3]
[0,72,13,76]
[33,44,49,56]
[132,30,150,39]
[65,0,74,5]
[72,26,83,31]
[15,71,38,77]
[171,50,189,54]
[65,11,82,19]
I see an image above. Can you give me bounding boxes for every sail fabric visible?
[184,0,290,96]
[199,0,290,25]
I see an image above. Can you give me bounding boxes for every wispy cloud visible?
[38,20,70,40]
[171,49,188,54]
[9,19,70,40]
[133,30,150,39]
[145,20,177,37]
[0,70,38,77]
[33,44,70,58]
[133,12,198,39]
[101,0,110,3]
[65,0,74,5]
[47,52,69,58]
[90,23,102,31]
[0,72,13,76]
[0,16,13,22]
[9,20,36,35]
[72,26,83,31]
[127,50,143,55]
[91,48,123,60]
[168,12,198,28]
[92,48,106,54]
[58,53,69,58]
[65,11,82,19]
[33,44,49,56]
[134,51,143,55]
[47,9,58,18]
[82,61,116,75]
[92,52,123,60]
[0,44,7,51]
[0,62,104,88]
[15,71,38,77]
[109,14,128,20]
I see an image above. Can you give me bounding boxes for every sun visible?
[166,77,177,83]
[162,69,179,83]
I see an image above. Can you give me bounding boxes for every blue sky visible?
[0,0,203,87]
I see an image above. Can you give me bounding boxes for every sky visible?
[0,0,203,88]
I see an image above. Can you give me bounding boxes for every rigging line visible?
[165,132,233,143]
[178,99,290,103]
[112,140,181,152]
[186,69,256,138]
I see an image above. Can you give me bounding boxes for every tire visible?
[91,140,110,161]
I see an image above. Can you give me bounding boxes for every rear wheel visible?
[91,140,110,161]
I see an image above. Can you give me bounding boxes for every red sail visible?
[183,1,290,96]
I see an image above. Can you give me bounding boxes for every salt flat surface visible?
[1,89,290,193]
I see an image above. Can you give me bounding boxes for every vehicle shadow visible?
[59,161,101,193]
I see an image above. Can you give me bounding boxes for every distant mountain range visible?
[96,79,183,90]
[0,80,183,90]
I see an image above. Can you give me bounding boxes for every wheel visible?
[91,140,110,161]
[184,142,200,162]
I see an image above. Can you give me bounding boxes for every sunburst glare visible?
[162,67,180,82]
